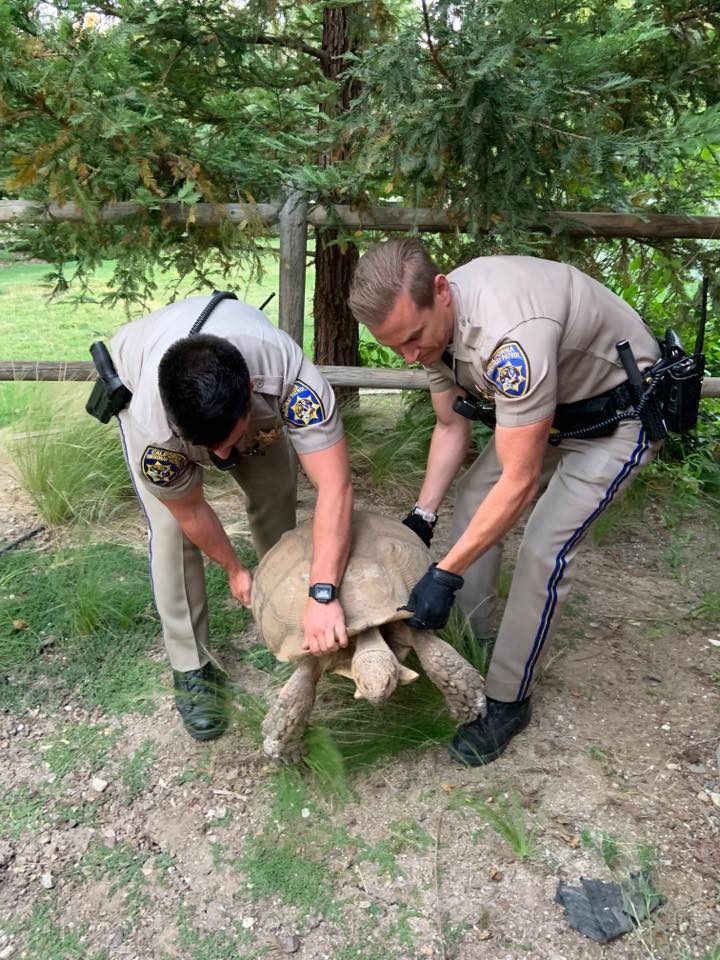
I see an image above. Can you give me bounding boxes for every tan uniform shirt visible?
[111,296,343,500]
[425,256,660,427]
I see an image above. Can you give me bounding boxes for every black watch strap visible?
[308,582,338,604]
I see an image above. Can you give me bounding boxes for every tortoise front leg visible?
[395,624,487,724]
[261,657,324,763]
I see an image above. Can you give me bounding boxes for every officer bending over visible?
[107,295,353,740]
[349,239,661,766]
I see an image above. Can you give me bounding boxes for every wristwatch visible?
[308,582,338,604]
[411,503,438,525]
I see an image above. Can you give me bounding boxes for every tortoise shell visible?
[251,511,430,662]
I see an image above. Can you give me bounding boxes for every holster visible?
[85,341,132,423]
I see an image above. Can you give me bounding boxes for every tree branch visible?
[420,0,455,88]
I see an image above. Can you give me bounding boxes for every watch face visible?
[310,583,335,603]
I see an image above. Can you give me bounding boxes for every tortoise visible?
[251,510,486,762]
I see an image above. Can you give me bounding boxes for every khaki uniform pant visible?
[118,414,297,671]
[451,420,657,702]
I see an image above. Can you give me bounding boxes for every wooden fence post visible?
[278,189,308,346]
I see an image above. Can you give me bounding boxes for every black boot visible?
[173,662,228,741]
[448,696,531,766]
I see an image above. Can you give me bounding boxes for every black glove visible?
[402,563,464,630]
[401,509,435,548]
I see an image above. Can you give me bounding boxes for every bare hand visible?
[302,599,348,655]
[227,566,253,607]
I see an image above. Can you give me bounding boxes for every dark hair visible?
[158,334,251,447]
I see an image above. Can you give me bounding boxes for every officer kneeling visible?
[349,239,697,767]
[89,293,353,740]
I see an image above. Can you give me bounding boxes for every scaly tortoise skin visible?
[251,510,486,762]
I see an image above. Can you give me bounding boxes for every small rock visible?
[241,917,255,930]
[90,777,108,794]
[0,945,15,959]
[678,921,689,934]
[660,723,671,731]
[107,928,125,949]
[301,808,310,819]
[710,793,720,808]
[278,934,301,954]
[697,791,710,803]
[688,764,707,774]
[40,873,54,890]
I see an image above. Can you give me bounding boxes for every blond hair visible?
[349,238,439,329]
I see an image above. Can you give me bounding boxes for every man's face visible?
[210,413,252,460]
[372,274,454,366]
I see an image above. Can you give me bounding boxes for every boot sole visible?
[184,722,227,742]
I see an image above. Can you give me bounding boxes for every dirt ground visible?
[1,413,719,960]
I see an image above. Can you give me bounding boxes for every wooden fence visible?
[0,196,718,397]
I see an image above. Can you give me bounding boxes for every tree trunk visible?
[313,228,358,368]
[313,5,360,400]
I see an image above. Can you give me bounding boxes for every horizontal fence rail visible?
[3,200,720,240]
[0,361,717,397]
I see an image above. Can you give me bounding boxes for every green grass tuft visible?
[5,384,133,527]
[451,787,536,861]
[0,540,162,713]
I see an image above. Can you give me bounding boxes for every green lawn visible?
[0,255,317,360]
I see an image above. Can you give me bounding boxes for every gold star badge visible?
[255,427,281,447]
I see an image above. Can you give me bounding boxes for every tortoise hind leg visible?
[261,657,324,763]
[385,621,486,724]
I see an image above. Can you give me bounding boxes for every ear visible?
[248,378,256,395]
[434,274,451,305]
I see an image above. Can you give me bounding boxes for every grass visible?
[41,722,121,780]
[5,902,107,960]
[120,740,156,803]
[0,785,50,839]
[237,831,337,920]
[0,540,161,712]
[5,385,133,526]
[0,254,316,359]
[80,839,151,919]
[0,530,253,715]
[175,903,265,960]
[450,786,536,861]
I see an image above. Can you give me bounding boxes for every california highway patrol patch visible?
[281,381,326,428]
[141,446,188,486]
[487,341,530,398]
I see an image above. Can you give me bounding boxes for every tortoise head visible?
[352,649,419,705]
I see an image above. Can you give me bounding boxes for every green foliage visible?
[6,903,106,960]
[450,787,536,860]
[0,540,161,712]
[237,832,335,919]
[440,607,494,675]
[600,832,621,870]
[80,839,150,917]
[0,785,49,839]
[3,0,718,352]
[343,390,435,496]
[5,385,133,527]
[175,903,264,960]
[119,739,155,803]
[42,722,120,780]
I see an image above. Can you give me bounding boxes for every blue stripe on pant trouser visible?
[516,427,649,700]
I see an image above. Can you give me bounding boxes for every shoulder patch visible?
[487,341,530,398]
[141,446,188,486]
[281,380,326,429]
